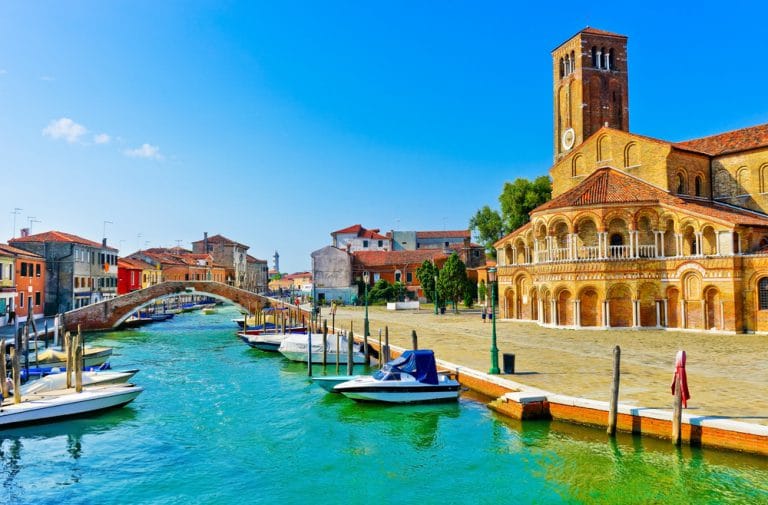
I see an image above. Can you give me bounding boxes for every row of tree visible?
[359,252,480,312]
[469,175,552,257]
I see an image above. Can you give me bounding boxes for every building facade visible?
[0,243,46,324]
[495,27,768,333]
[191,233,267,291]
[9,230,117,314]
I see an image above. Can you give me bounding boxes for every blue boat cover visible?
[384,350,439,385]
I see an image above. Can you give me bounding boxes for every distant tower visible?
[552,27,629,161]
[273,250,280,273]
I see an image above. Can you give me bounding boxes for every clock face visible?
[562,128,575,150]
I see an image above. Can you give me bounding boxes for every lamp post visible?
[488,267,499,374]
[363,271,370,337]
[433,273,438,315]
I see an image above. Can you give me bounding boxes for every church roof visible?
[580,27,627,38]
[535,167,768,227]
[673,123,768,156]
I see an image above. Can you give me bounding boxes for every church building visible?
[495,27,768,333]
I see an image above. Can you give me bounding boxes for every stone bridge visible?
[62,281,309,332]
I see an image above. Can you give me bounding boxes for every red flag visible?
[671,350,690,408]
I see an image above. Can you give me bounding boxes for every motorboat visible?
[19,369,139,395]
[278,333,367,365]
[121,314,154,328]
[238,331,288,352]
[26,345,112,370]
[0,383,143,428]
[312,375,361,393]
[333,350,460,403]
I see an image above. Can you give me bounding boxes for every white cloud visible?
[42,117,87,143]
[124,143,163,160]
[93,133,111,144]
[0,69,7,75]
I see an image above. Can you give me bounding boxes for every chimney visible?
[102,238,107,247]
[20,228,29,237]
[204,232,209,253]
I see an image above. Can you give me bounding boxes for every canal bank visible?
[327,305,768,456]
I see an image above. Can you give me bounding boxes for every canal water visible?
[2,307,767,504]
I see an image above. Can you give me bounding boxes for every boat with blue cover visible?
[333,349,460,403]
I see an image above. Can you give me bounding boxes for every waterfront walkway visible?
[327,306,768,427]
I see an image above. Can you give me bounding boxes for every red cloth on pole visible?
[671,350,690,408]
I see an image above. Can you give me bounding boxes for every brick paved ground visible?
[327,306,768,426]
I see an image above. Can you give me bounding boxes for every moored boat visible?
[0,383,144,428]
[312,375,361,393]
[278,333,366,365]
[333,350,460,403]
[19,369,139,395]
[28,345,112,370]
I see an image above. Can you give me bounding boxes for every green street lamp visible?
[363,271,370,338]
[433,273,438,315]
[488,267,499,374]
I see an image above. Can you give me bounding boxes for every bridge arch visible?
[63,281,308,331]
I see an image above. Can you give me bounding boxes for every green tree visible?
[463,278,476,308]
[499,175,552,231]
[469,206,504,258]
[438,253,468,313]
[416,260,439,303]
[478,280,487,306]
[368,279,394,303]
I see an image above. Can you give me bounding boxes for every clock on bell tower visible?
[552,27,629,161]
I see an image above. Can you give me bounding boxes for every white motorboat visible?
[27,345,113,370]
[278,333,367,365]
[311,375,361,393]
[0,383,143,428]
[334,350,460,403]
[19,369,139,395]
[238,332,287,352]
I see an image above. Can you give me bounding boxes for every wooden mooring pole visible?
[377,329,382,369]
[384,326,390,363]
[607,345,621,436]
[346,330,354,376]
[0,340,8,399]
[322,320,328,367]
[64,331,72,389]
[672,373,683,446]
[11,346,21,404]
[411,330,418,350]
[306,330,312,377]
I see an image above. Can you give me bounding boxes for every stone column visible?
[551,299,558,325]
[632,299,639,327]
[681,300,687,329]
[676,234,683,257]
[524,246,531,264]
[662,299,669,328]
[695,232,704,256]
[574,300,581,327]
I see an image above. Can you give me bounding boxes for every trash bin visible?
[440,307,446,315]
[502,353,515,374]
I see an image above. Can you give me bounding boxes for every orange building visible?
[0,243,46,323]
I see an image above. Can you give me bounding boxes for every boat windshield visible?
[373,370,402,381]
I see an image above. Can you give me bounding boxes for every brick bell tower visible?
[552,27,629,161]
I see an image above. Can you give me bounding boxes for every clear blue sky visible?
[2,2,766,273]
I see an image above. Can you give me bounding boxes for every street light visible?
[487,267,499,374]
[363,271,370,338]
[433,273,438,315]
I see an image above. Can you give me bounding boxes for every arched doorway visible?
[579,287,599,327]
[541,288,552,324]
[704,286,722,330]
[557,289,573,326]
[638,282,659,327]
[608,284,632,327]
[667,287,680,328]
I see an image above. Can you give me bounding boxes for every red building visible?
[117,257,148,294]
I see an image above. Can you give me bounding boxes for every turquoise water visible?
[2,307,767,504]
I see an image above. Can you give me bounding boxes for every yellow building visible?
[495,27,768,333]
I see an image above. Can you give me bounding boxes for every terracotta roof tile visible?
[332,224,363,235]
[9,230,117,250]
[0,243,44,258]
[352,249,449,268]
[674,123,768,156]
[536,167,768,227]
[416,230,470,239]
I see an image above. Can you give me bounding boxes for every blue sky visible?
[1,2,767,273]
